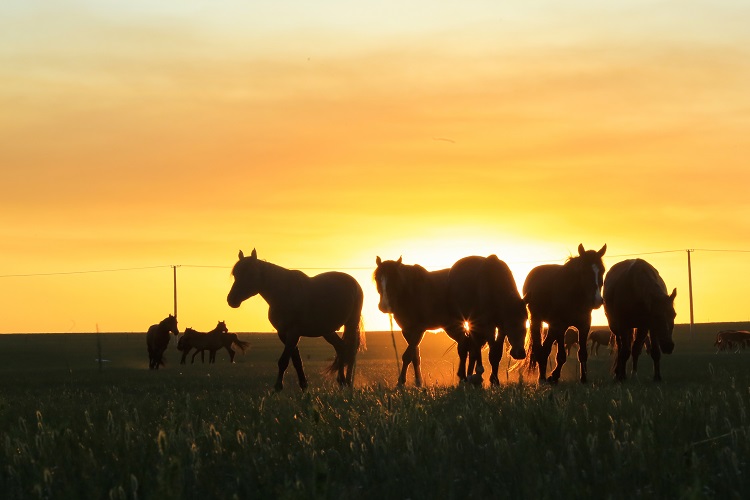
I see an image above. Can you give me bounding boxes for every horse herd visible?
[147,244,680,390]
[145,317,249,370]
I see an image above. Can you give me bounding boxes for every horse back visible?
[268,271,363,333]
[604,259,668,319]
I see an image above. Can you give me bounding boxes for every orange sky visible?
[1,1,750,333]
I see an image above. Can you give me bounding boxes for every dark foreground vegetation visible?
[1,323,748,499]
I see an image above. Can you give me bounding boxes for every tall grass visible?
[0,327,748,499]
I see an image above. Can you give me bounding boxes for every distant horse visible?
[714,330,750,353]
[227,249,364,390]
[448,255,527,385]
[178,321,248,364]
[564,328,579,356]
[146,314,179,370]
[587,329,614,356]
[603,258,676,382]
[523,243,607,384]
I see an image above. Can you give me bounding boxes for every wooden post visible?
[172,265,178,321]
[687,250,694,338]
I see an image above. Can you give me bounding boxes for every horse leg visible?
[446,325,469,382]
[575,321,591,383]
[323,332,347,385]
[226,346,236,363]
[613,327,633,381]
[488,336,503,385]
[399,331,423,386]
[290,346,308,389]
[191,349,200,364]
[180,348,189,365]
[632,328,648,377]
[649,338,663,382]
[274,332,298,391]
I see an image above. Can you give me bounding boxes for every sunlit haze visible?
[2,1,750,333]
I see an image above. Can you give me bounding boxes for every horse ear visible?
[670,288,677,301]
[578,244,585,256]
[376,256,382,266]
[250,248,257,260]
[598,244,607,257]
[397,256,403,264]
[238,250,244,259]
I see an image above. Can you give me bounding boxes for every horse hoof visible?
[489,376,500,386]
[545,376,559,385]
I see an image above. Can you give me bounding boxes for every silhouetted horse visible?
[373,255,526,386]
[146,314,179,370]
[603,258,676,381]
[178,321,248,364]
[587,329,614,356]
[524,244,607,383]
[448,255,527,385]
[227,249,364,390]
[374,257,469,386]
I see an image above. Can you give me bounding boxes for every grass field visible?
[1,323,749,499]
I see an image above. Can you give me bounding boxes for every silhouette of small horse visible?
[587,329,614,356]
[227,249,364,390]
[524,244,607,384]
[603,258,676,382]
[178,321,248,364]
[146,314,179,370]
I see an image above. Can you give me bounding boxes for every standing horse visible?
[146,314,179,370]
[603,258,676,382]
[523,244,607,384]
[448,255,527,385]
[227,249,364,390]
[178,321,246,364]
[374,256,469,387]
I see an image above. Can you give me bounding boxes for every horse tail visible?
[326,316,365,377]
[232,335,250,353]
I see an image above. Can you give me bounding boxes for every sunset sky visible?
[2,1,750,334]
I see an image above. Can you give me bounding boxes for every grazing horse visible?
[227,249,364,390]
[146,314,179,370]
[603,258,676,382]
[448,255,528,385]
[588,329,614,356]
[524,244,607,384]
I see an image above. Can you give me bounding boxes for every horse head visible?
[374,256,404,314]
[573,243,607,310]
[216,321,228,334]
[652,288,677,354]
[163,314,179,336]
[228,249,262,308]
